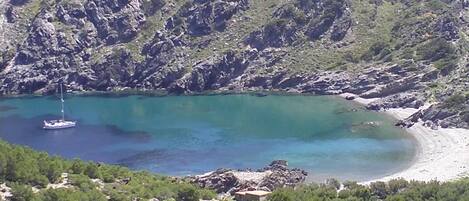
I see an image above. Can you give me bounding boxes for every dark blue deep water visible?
[0,94,415,182]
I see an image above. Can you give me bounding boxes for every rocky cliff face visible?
[0,0,469,128]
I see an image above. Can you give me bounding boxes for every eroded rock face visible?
[421,105,458,127]
[89,49,137,90]
[131,30,186,89]
[15,16,58,65]
[166,0,249,36]
[0,0,147,94]
[85,0,146,44]
[188,160,307,195]
[5,6,18,23]
[396,104,463,129]
[245,0,352,49]
[366,93,425,111]
[170,50,249,92]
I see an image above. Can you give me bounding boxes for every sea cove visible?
[0,94,415,182]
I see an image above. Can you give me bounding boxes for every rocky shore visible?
[1,1,469,188]
[342,94,469,184]
[187,160,307,195]
[1,0,468,128]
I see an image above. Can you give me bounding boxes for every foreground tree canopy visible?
[267,179,469,201]
[2,139,469,201]
[0,140,215,201]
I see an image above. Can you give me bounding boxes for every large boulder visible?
[188,160,307,195]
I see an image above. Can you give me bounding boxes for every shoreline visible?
[340,93,469,184]
[0,89,316,99]
[2,92,469,185]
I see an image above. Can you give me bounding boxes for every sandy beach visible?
[340,93,469,184]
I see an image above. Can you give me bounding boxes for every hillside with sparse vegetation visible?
[2,0,467,128]
[0,0,467,93]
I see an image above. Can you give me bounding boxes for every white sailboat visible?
[43,84,76,129]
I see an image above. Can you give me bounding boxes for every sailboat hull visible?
[43,120,76,130]
[43,84,77,130]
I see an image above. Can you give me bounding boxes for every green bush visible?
[268,179,469,201]
[417,38,455,62]
[31,174,49,188]
[277,4,307,24]
[68,174,96,191]
[434,57,458,71]
[0,140,215,201]
[268,188,295,201]
[10,183,35,201]
[321,0,345,22]
[425,0,450,13]
[387,178,409,194]
[70,159,86,174]
[40,157,63,183]
[177,185,201,201]
[39,188,107,201]
[142,0,166,16]
[108,190,130,201]
[370,181,387,199]
[84,163,101,179]
[443,94,466,108]
[101,171,115,183]
[325,178,341,190]
[361,41,391,61]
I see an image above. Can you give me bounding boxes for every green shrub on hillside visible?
[268,179,469,201]
[68,174,97,191]
[84,163,101,179]
[142,0,166,16]
[425,0,451,13]
[39,188,107,201]
[10,183,36,201]
[0,140,216,200]
[70,158,86,174]
[443,94,467,109]
[276,4,307,24]
[177,185,202,201]
[361,41,392,61]
[321,0,345,22]
[415,38,459,72]
[417,38,455,62]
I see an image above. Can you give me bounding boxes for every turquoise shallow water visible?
[0,94,415,182]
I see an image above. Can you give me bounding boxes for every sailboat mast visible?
[60,84,65,121]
